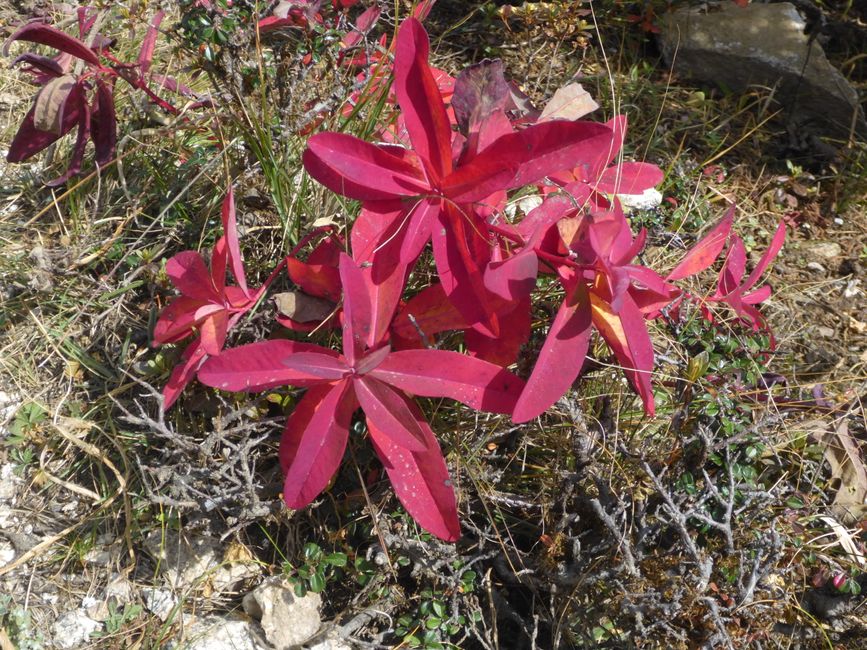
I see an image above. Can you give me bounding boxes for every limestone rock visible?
[243,577,322,648]
[658,3,866,138]
[52,610,103,649]
[806,241,842,260]
[173,615,269,650]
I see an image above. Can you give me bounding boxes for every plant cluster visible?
[5,7,786,545]
[4,7,205,185]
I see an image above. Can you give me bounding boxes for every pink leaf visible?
[221,188,250,297]
[166,251,219,301]
[367,399,460,541]
[354,377,428,452]
[667,205,734,281]
[303,133,427,201]
[338,253,373,360]
[445,120,613,203]
[512,282,592,422]
[162,339,208,411]
[5,21,100,67]
[394,18,453,181]
[198,339,340,391]
[280,382,355,508]
[137,10,164,73]
[152,296,205,345]
[369,349,524,414]
[281,351,349,380]
[596,162,664,195]
[740,221,786,293]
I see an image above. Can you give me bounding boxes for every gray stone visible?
[142,587,178,622]
[243,577,322,648]
[172,615,269,650]
[143,531,258,593]
[658,3,866,139]
[52,610,103,649]
[806,241,842,260]
[306,632,353,650]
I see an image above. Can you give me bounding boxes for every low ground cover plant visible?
[142,15,783,540]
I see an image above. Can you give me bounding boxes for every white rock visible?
[805,261,826,273]
[52,610,103,649]
[807,241,842,260]
[144,531,220,590]
[172,615,269,650]
[243,577,322,648]
[142,587,178,622]
[0,540,14,568]
[0,504,15,528]
[307,633,353,650]
[618,188,662,211]
[0,464,21,501]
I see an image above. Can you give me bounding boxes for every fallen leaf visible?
[273,290,336,324]
[539,83,598,122]
[810,418,867,525]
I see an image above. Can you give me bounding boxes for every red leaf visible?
[338,253,373,360]
[166,251,219,301]
[5,22,100,67]
[12,52,65,78]
[199,310,229,356]
[7,82,84,162]
[280,382,355,508]
[667,205,734,281]
[718,236,746,297]
[137,10,164,73]
[91,78,116,166]
[369,349,524,413]
[445,120,613,203]
[46,88,90,186]
[221,188,250,297]
[391,283,467,346]
[452,59,510,137]
[394,18,453,181]
[464,298,531,367]
[596,162,663,195]
[367,398,460,541]
[351,205,415,347]
[281,351,349,381]
[287,257,341,302]
[431,205,498,335]
[512,282,592,422]
[303,133,427,201]
[354,376,428,451]
[198,340,340,392]
[590,290,656,415]
[740,221,786,293]
[162,339,207,411]
[153,296,204,345]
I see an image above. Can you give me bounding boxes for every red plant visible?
[5,10,182,185]
[153,189,284,409]
[198,254,525,540]
[303,18,614,335]
[667,206,787,331]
